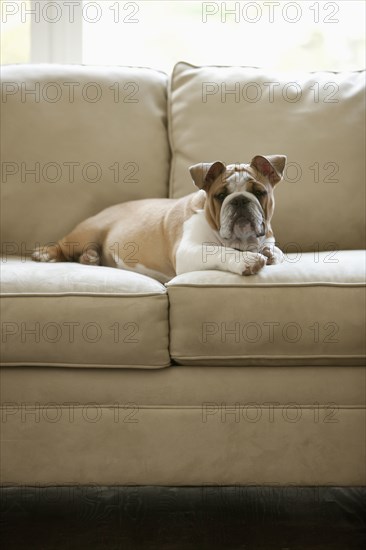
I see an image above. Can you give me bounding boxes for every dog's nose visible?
[230,195,249,207]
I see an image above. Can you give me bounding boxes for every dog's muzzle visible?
[221,194,265,241]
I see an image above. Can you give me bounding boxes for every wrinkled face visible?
[205,164,275,250]
[189,155,286,251]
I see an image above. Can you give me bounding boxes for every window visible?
[1,1,365,71]
[1,0,31,64]
[82,0,366,72]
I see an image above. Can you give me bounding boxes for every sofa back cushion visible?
[1,64,170,253]
[168,62,365,251]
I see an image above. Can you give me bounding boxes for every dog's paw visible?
[32,245,59,263]
[261,246,275,265]
[241,253,267,275]
[261,246,284,265]
[79,248,101,266]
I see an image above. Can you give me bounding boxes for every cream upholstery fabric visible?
[2,366,365,407]
[168,62,366,251]
[1,402,364,485]
[1,366,366,485]
[2,366,365,485]
[167,251,366,366]
[0,257,170,368]
[1,64,170,252]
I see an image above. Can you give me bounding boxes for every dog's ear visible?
[250,155,287,186]
[189,161,226,191]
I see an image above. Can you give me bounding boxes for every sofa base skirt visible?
[1,366,365,486]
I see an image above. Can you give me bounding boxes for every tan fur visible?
[33,194,204,276]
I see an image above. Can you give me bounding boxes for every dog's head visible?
[189,154,286,250]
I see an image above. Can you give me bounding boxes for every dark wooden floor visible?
[1,486,365,549]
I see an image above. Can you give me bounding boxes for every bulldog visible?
[32,154,286,282]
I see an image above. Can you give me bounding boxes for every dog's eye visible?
[216,192,227,202]
[253,189,267,198]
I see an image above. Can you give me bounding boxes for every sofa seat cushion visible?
[166,251,366,366]
[0,257,170,369]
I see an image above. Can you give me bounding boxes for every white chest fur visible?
[175,210,272,276]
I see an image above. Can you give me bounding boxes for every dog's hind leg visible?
[78,246,101,266]
[32,242,68,263]
[32,223,103,266]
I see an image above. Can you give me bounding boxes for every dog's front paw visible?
[261,246,284,265]
[241,252,267,276]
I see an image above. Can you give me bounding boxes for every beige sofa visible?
[1,63,365,486]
